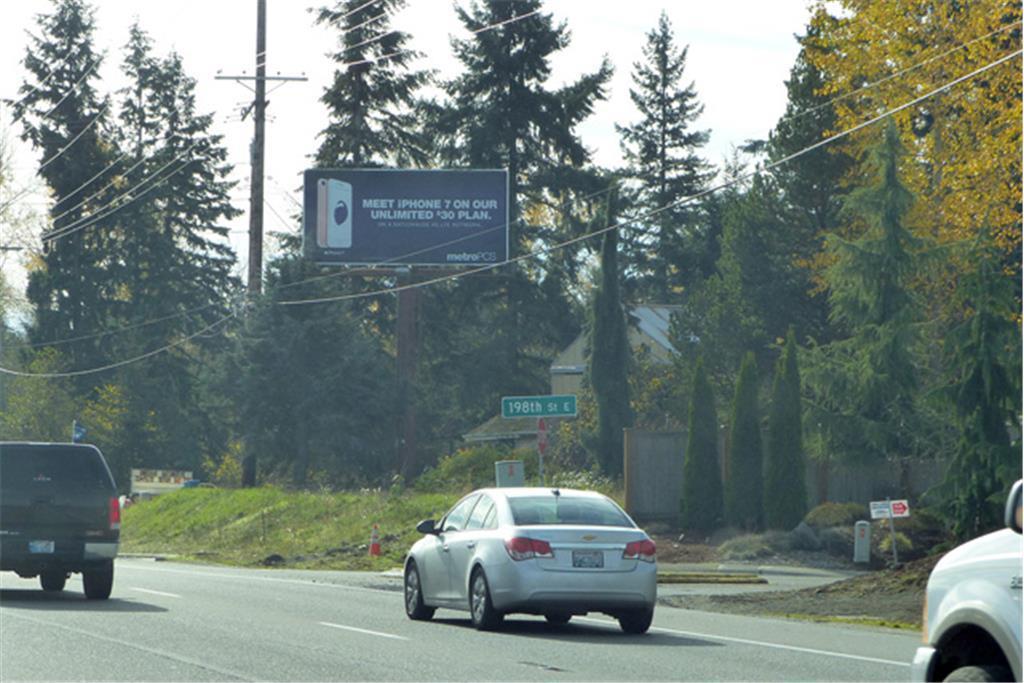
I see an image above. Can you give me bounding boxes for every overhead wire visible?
[1,35,1016,375]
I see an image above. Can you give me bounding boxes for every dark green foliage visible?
[616,11,712,301]
[938,234,1022,540]
[414,444,539,493]
[314,0,430,167]
[587,190,633,476]
[804,122,926,465]
[725,352,763,530]
[764,329,806,529]
[682,358,723,531]
[804,502,868,529]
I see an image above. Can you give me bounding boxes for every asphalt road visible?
[1,558,918,682]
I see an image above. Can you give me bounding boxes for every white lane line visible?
[2,610,255,681]
[575,617,910,668]
[319,621,409,641]
[121,563,398,596]
[131,587,182,598]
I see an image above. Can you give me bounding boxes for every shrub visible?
[878,531,913,557]
[819,526,854,557]
[414,445,538,493]
[804,502,870,529]
[718,531,791,561]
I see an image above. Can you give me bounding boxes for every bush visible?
[804,502,870,529]
[878,531,913,557]
[718,531,791,560]
[819,526,854,557]
[414,445,538,493]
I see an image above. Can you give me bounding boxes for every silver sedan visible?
[403,487,657,633]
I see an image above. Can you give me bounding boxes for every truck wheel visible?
[944,666,1013,682]
[83,560,114,600]
[40,570,67,592]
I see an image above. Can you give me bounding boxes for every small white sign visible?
[870,499,911,519]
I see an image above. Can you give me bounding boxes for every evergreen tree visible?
[940,235,1022,539]
[314,0,431,167]
[417,0,610,460]
[586,190,633,476]
[616,11,711,302]
[726,352,763,530]
[804,122,925,465]
[13,0,118,377]
[682,357,723,531]
[764,328,806,529]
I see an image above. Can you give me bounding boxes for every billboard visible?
[130,468,193,496]
[303,168,508,266]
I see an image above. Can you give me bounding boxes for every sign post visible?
[537,418,548,485]
[870,498,910,566]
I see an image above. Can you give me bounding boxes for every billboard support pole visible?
[397,271,420,479]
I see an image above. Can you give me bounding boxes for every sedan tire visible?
[404,562,435,621]
[618,607,653,634]
[544,613,572,626]
[469,568,503,631]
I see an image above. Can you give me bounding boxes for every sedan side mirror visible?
[1005,480,1022,534]
[416,519,437,535]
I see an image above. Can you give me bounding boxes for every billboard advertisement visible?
[130,468,193,496]
[303,168,508,266]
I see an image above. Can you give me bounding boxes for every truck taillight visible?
[109,497,121,531]
[623,539,656,563]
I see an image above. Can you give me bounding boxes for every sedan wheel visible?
[618,607,654,634]
[469,569,503,631]
[544,613,572,626]
[404,562,435,621]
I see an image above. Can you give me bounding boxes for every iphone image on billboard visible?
[316,178,353,248]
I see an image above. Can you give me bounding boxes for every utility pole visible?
[216,0,306,485]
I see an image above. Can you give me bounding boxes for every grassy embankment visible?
[121,486,457,570]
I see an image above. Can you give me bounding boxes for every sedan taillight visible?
[623,539,656,563]
[504,537,553,561]
[109,497,121,531]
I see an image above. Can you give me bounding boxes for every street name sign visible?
[501,394,577,419]
[870,499,911,519]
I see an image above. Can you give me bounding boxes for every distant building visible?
[462,305,682,446]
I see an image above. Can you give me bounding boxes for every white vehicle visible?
[403,487,658,633]
[912,480,1023,682]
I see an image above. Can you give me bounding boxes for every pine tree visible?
[682,357,723,531]
[726,352,763,530]
[616,11,711,302]
[764,328,806,529]
[314,0,430,167]
[13,0,118,376]
[804,121,925,465]
[587,189,633,476]
[940,234,1022,540]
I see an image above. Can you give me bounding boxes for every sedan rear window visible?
[509,495,634,527]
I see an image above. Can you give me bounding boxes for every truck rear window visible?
[0,445,113,492]
[509,495,634,527]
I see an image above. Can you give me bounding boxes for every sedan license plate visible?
[572,550,604,568]
[29,540,55,554]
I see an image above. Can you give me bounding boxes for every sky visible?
[0,0,812,309]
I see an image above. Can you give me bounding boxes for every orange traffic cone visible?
[369,524,381,557]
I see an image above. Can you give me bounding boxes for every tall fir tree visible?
[726,352,764,530]
[804,122,925,465]
[586,189,633,476]
[314,0,431,168]
[417,0,610,458]
[13,0,118,377]
[940,234,1022,539]
[764,328,806,529]
[616,11,711,302]
[682,357,723,531]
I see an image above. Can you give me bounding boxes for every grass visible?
[657,572,766,585]
[121,486,457,570]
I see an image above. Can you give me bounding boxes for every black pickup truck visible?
[0,442,120,599]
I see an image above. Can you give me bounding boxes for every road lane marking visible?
[131,587,182,598]
[575,617,910,667]
[121,563,397,596]
[319,621,409,641]
[1,610,255,681]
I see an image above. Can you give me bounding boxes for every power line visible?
[277,47,1022,307]
[2,46,1016,377]
[36,101,110,172]
[37,59,101,120]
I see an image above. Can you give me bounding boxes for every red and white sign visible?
[537,418,548,455]
[870,499,911,519]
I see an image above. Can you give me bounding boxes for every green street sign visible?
[501,394,577,419]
